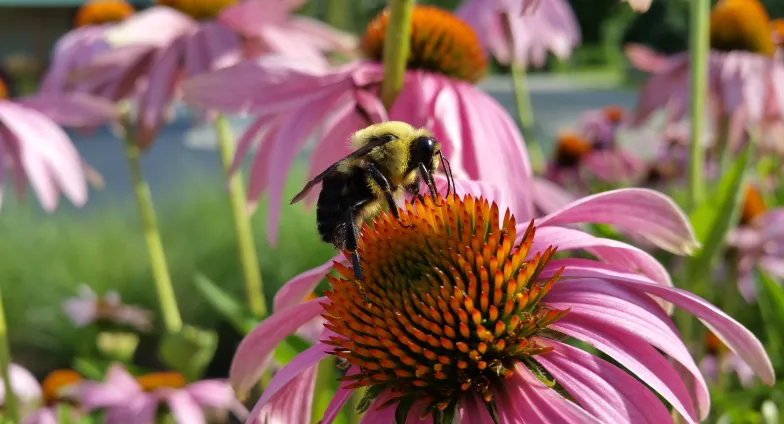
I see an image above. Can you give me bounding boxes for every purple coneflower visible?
[81,364,245,424]
[699,331,756,389]
[22,369,85,424]
[230,184,773,423]
[40,0,135,95]
[632,0,784,150]
[62,284,153,332]
[0,364,42,418]
[183,5,535,242]
[0,78,115,211]
[726,185,784,301]
[457,0,580,68]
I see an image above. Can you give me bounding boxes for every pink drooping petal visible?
[544,277,708,417]
[458,393,496,424]
[0,364,42,408]
[536,338,673,424]
[625,43,670,74]
[251,365,317,424]
[265,89,349,243]
[305,101,363,190]
[185,380,234,409]
[218,0,289,37]
[229,297,327,394]
[246,118,282,212]
[543,259,776,386]
[273,256,343,312]
[21,407,58,424]
[166,390,206,424]
[536,188,699,255]
[137,36,185,148]
[498,364,602,423]
[40,25,111,94]
[550,316,699,423]
[286,17,359,52]
[16,93,117,127]
[81,365,141,410]
[62,297,98,327]
[320,367,359,424]
[229,114,274,176]
[247,344,327,423]
[191,21,241,75]
[532,176,576,216]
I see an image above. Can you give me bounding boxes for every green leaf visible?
[158,325,218,381]
[72,357,107,381]
[193,273,259,334]
[756,271,784,367]
[273,334,312,365]
[686,143,751,284]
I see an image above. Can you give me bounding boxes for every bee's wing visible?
[289,135,395,205]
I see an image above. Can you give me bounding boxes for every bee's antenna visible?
[440,152,455,198]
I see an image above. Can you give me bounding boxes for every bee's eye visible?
[411,136,436,163]
[382,134,396,143]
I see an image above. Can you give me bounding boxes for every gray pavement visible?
[68,74,638,212]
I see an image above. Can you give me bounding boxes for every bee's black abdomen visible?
[316,167,372,249]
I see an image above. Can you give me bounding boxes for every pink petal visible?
[137,37,185,148]
[542,259,776,386]
[230,115,273,176]
[535,338,673,424]
[218,0,288,37]
[544,277,708,418]
[246,118,282,212]
[251,365,317,424]
[273,256,342,312]
[0,364,42,407]
[229,297,327,394]
[305,101,363,195]
[532,177,576,216]
[62,298,98,327]
[166,390,205,424]
[358,391,396,424]
[81,365,141,410]
[624,43,669,74]
[247,344,327,423]
[264,89,349,244]
[498,365,601,423]
[458,393,496,424]
[185,380,234,409]
[16,93,117,127]
[320,367,359,424]
[286,17,359,52]
[549,317,699,423]
[22,407,57,424]
[536,188,699,255]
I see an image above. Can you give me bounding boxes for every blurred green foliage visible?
[0,170,334,379]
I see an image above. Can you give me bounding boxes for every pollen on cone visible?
[709,0,775,56]
[322,194,567,412]
[157,0,238,20]
[554,131,592,168]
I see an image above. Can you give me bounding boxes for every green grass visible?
[0,169,335,377]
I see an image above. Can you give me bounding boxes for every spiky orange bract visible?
[322,195,566,417]
[740,184,767,226]
[361,6,487,84]
[156,0,238,20]
[554,132,592,168]
[74,0,134,28]
[709,0,775,56]
[136,372,187,391]
[42,370,83,404]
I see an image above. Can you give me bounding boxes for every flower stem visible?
[380,0,415,109]
[215,114,267,319]
[0,284,18,424]
[123,130,182,334]
[687,0,710,210]
[510,60,545,173]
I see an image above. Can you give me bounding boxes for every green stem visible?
[510,60,545,173]
[380,0,415,109]
[0,285,18,424]
[123,132,182,334]
[687,0,710,210]
[325,0,352,32]
[215,115,267,319]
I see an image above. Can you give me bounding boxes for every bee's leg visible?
[344,206,370,305]
[405,180,425,204]
[366,163,414,228]
[418,163,439,204]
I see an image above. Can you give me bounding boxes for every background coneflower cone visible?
[157,0,238,20]
[322,195,568,414]
[709,0,776,56]
[74,0,135,28]
[361,6,488,83]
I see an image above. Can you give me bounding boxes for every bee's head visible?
[410,135,439,172]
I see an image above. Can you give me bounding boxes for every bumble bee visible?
[290,121,455,287]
